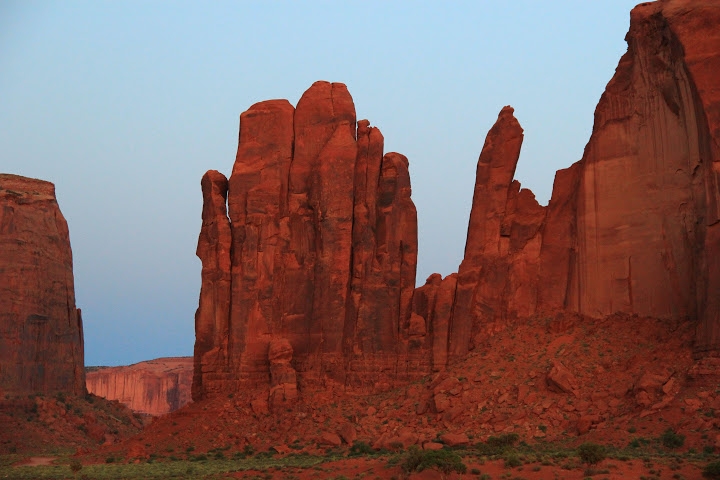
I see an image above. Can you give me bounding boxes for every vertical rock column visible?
[193,170,231,399]
[226,99,295,387]
[448,107,526,361]
[194,82,422,399]
[0,174,85,396]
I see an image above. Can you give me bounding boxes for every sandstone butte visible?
[0,174,85,397]
[194,0,720,409]
[86,357,193,416]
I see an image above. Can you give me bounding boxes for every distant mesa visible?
[86,357,193,416]
[194,0,720,407]
[0,174,85,397]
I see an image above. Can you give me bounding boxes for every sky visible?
[1,0,641,366]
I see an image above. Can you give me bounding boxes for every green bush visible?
[503,452,522,468]
[704,461,720,479]
[577,442,605,466]
[349,441,374,456]
[661,429,685,449]
[401,445,467,474]
[477,433,520,455]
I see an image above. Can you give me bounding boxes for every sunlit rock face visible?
[86,357,192,416]
[194,82,420,401]
[0,174,85,396]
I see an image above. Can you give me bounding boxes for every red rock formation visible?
[267,339,297,410]
[566,0,720,355]
[411,273,456,372]
[195,0,720,404]
[193,170,231,399]
[448,107,546,360]
[0,174,85,396]
[195,81,419,401]
[423,0,720,362]
[86,357,192,416]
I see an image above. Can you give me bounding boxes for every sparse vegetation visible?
[661,429,686,449]
[69,459,82,473]
[578,442,606,466]
[400,445,467,474]
[349,441,374,456]
[704,461,720,479]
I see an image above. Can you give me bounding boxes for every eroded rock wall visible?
[194,81,419,400]
[195,0,720,402]
[425,0,720,359]
[86,357,192,416]
[0,174,85,396]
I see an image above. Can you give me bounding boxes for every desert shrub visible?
[401,445,467,474]
[503,452,522,468]
[349,441,374,456]
[578,442,606,465]
[661,429,685,449]
[704,461,720,479]
[69,459,82,473]
[477,433,519,456]
[488,433,519,448]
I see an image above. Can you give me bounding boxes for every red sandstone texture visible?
[194,0,720,409]
[427,0,720,361]
[86,357,192,416]
[0,174,85,396]
[194,81,419,401]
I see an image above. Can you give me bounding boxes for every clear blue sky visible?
[1,1,640,366]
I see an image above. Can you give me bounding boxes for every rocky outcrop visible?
[195,0,720,403]
[564,0,720,355]
[0,174,85,396]
[417,0,720,361]
[86,357,192,416]
[448,107,546,360]
[194,81,418,400]
[267,338,297,410]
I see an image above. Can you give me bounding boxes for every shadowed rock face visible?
[86,357,192,416]
[194,81,419,400]
[0,174,85,396]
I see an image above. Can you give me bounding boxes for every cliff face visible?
[194,81,418,401]
[86,357,192,416]
[0,174,85,396]
[426,0,720,359]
